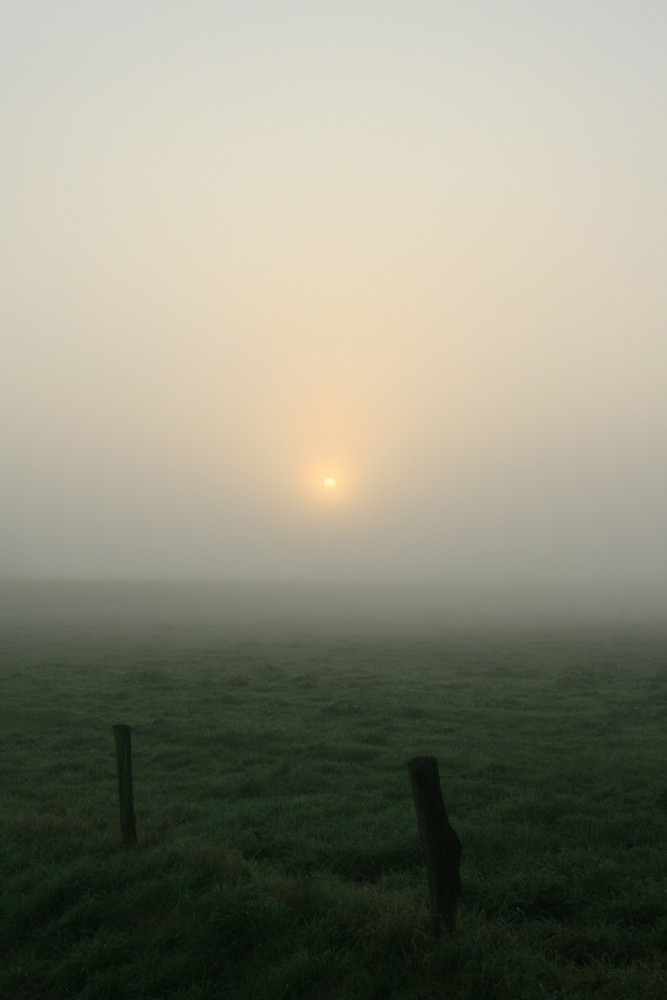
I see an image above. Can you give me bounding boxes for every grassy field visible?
[1,582,666,998]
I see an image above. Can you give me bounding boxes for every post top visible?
[407,755,438,770]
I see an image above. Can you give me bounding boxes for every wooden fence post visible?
[113,724,137,846]
[408,755,461,932]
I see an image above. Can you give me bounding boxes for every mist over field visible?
[3,2,666,598]
[1,578,665,632]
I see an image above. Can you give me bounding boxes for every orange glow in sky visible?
[2,2,667,584]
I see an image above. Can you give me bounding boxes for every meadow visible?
[1,582,665,999]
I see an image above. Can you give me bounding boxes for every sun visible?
[301,463,350,503]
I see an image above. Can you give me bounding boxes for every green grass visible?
[1,597,666,998]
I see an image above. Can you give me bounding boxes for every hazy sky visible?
[3,1,666,583]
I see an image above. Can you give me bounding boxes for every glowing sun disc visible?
[323,477,337,489]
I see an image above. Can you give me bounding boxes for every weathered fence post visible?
[113,724,137,846]
[408,755,461,932]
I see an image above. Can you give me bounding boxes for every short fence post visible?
[408,755,461,932]
[113,724,137,846]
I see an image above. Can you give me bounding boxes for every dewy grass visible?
[1,597,666,998]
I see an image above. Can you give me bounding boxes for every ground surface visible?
[1,582,665,998]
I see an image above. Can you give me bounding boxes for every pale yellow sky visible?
[2,1,666,584]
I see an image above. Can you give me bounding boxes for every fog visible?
[3,3,666,609]
[2,579,667,635]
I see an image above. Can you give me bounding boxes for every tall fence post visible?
[408,755,461,932]
[113,724,137,846]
